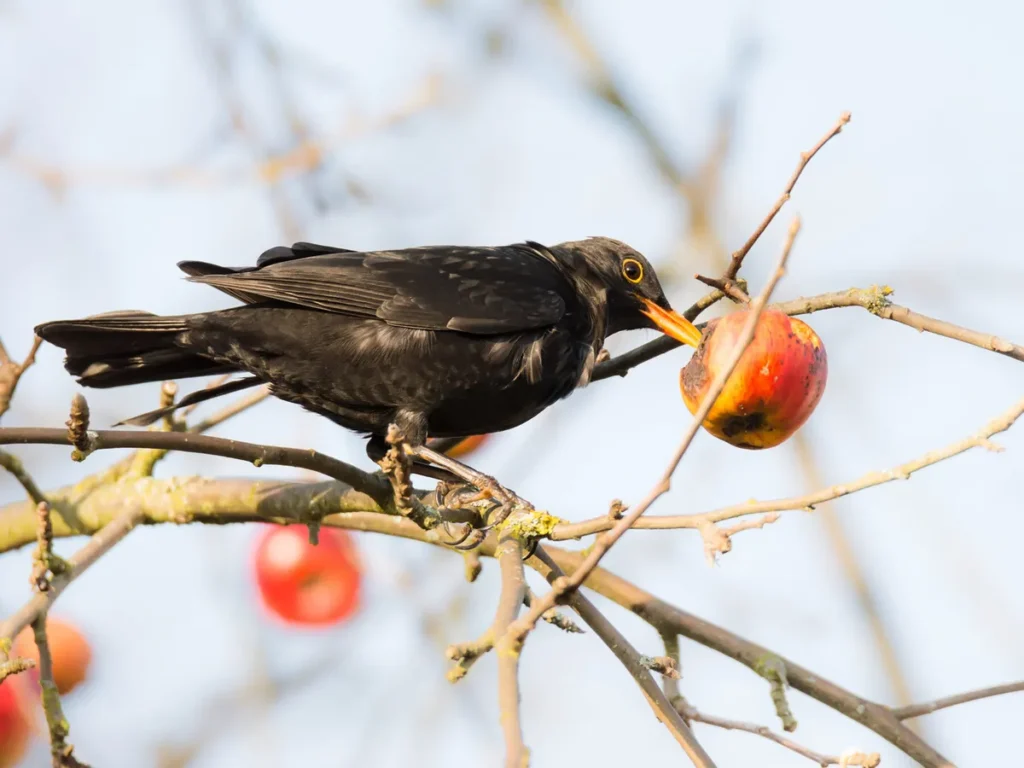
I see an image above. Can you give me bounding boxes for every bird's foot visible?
[410,443,533,528]
[379,425,430,523]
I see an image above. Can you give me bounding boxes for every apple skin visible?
[12,617,92,696]
[252,525,362,627]
[680,307,827,449]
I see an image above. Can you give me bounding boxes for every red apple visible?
[444,434,489,458]
[252,525,362,626]
[680,307,827,449]
[12,617,92,696]
[0,678,32,768]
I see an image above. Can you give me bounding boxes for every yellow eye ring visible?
[622,258,644,284]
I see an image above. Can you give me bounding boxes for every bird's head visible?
[555,237,703,348]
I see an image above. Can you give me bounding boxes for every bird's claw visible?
[439,520,485,550]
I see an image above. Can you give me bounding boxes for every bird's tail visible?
[34,310,233,388]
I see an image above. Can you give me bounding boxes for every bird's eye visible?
[622,258,644,284]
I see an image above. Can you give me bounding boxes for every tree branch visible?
[591,284,1024,381]
[34,615,88,767]
[541,548,955,768]
[510,218,800,640]
[550,394,1024,540]
[676,698,879,767]
[0,449,47,505]
[0,335,41,420]
[0,505,146,647]
[0,474,1004,765]
[0,426,393,511]
[493,534,528,768]
[531,546,717,768]
[891,680,1024,720]
[724,112,850,279]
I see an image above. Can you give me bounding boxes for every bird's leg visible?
[408,443,534,527]
[377,425,418,518]
[372,427,487,548]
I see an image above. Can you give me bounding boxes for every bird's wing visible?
[179,243,569,335]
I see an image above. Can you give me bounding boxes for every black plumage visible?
[35,237,702,447]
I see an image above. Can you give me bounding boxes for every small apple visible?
[253,525,362,627]
[680,307,827,449]
[444,434,489,459]
[0,678,32,768]
[12,617,92,696]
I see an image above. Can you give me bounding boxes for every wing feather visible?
[184,243,569,336]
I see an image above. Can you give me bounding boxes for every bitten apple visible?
[680,307,827,449]
[253,525,362,627]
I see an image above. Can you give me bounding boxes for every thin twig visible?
[678,700,879,767]
[493,534,528,768]
[445,539,529,694]
[510,218,801,639]
[724,112,850,279]
[0,335,42,420]
[0,449,47,504]
[694,274,750,304]
[34,615,88,767]
[523,587,584,634]
[892,680,1024,720]
[592,284,1024,381]
[660,632,683,705]
[0,426,392,510]
[187,385,270,433]
[549,394,1024,540]
[29,499,88,766]
[531,546,716,768]
[540,547,954,768]
[0,505,146,646]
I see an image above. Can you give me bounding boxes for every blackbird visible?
[35,237,701,468]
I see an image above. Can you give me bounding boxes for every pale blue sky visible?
[1,1,1022,766]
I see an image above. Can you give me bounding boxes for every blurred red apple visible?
[444,434,489,458]
[680,307,827,449]
[12,617,92,696]
[253,525,362,626]
[0,678,32,768]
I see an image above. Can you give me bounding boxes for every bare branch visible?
[541,547,955,767]
[523,587,583,634]
[33,616,89,767]
[511,219,800,637]
[0,425,393,511]
[677,698,879,767]
[694,274,751,304]
[531,546,716,768]
[0,335,41,420]
[0,505,146,647]
[0,473,1004,766]
[593,284,1024,381]
[494,535,528,768]
[0,449,47,504]
[892,680,1024,720]
[724,113,850,279]
[550,394,1024,540]
[188,385,270,433]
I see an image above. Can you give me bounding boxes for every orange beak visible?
[639,298,703,348]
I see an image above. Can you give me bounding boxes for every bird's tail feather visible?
[34,310,233,388]
[115,376,261,426]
